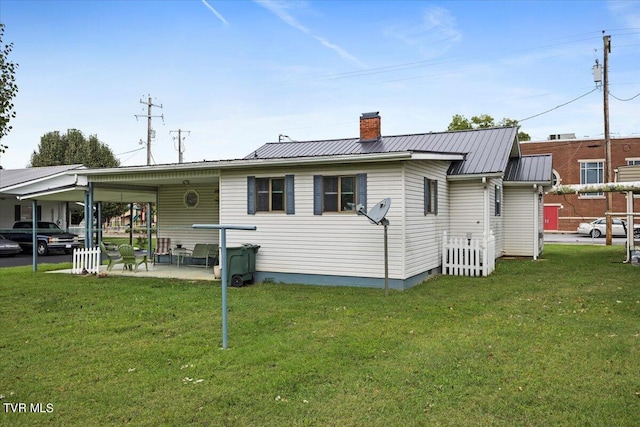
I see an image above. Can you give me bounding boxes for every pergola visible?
[549,181,640,263]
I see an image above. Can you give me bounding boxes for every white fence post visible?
[72,247,101,274]
[442,231,495,277]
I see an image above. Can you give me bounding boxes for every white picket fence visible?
[442,231,496,277]
[72,246,101,274]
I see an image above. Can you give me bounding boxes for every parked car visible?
[0,234,23,256]
[0,221,83,255]
[577,218,640,238]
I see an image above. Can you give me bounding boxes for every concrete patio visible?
[50,263,220,282]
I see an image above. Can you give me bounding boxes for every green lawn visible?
[1,245,638,426]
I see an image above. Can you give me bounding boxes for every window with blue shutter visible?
[285,174,295,214]
[247,176,256,215]
[314,173,366,214]
[248,175,294,214]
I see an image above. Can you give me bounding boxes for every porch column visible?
[87,182,94,248]
[83,190,90,247]
[146,202,153,255]
[97,201,103,247]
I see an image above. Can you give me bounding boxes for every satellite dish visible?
[358,198,392,295]
[361,198,391,224]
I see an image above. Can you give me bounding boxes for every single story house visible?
[0,113,552,289]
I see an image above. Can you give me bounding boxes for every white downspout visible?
[626,191,633,263]
[533,184,539,261]
[482,177,489,237]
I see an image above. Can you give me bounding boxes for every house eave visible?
[447,172,503,181]
[504,180,552,187]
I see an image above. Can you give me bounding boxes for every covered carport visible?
[3,162,222,271]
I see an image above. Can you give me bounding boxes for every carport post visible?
[32,199,38,272]
[192,224,257,349]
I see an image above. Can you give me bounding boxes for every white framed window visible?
[256,177,285,212]
[626,158,640,166]
[579,160,604,197]
[424,178,438,215]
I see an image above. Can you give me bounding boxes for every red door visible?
[544,206,559,231]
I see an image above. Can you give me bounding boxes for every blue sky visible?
[1,0,639,168]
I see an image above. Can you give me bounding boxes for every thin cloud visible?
[201,0,230,26]
[254,0,366,67]
[385,6,462,56]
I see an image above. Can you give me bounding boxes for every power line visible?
[610,91,640,101]
[518,88,599,122]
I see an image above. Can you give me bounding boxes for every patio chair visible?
[153,237,172,265]
[187,243,218,269]
[118,244,148,272]
[100,241,124,271]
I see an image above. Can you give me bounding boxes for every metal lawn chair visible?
[100,241,124,271]
[118,244,148,272]
[153,237,172,265]
[187,243,218,268]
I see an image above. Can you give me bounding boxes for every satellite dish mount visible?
[358,198,391,295]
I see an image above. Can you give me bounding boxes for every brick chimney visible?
[360,112,381,142]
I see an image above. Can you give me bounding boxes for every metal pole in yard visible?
[192,224,257,349]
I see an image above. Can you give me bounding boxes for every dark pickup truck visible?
[1,221,83,255]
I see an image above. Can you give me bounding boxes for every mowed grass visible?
[0,245,638,426]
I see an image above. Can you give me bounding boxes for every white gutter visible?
[0,168,85,193]
[448,172,503,182]
[17,186,89,200]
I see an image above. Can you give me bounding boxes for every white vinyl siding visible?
[488,178,504,258]
[220,163,405,280]
[403,161,449,278]
[0,201,67,229]
[157,184,219,250]
[503,187,535,256]
[449,181,484,237]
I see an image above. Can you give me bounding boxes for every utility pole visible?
[603,32,613,246]
[135,95,164,166]
[170,129,190,164]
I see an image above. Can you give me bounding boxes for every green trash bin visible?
[225,244,260,287]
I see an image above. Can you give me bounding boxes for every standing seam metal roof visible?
[504,155,553,183]
[246,127,519,176]
[0,164,85,189]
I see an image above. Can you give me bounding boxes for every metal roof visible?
[504,155,553,184]
[246,127,519,176]
[0,164,85,190]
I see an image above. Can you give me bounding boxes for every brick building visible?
[520,136,640,232]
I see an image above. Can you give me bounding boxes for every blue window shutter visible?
[247,176,256,215]
[37,205,42,221]
[356,173,367,214]
[14,205,20,221]
[285,174,295,215]
[434,180,438,215]
[424,177,430,216]
[313,175,323,215]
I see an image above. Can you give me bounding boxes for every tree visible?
[0,23,19,140]
[447,114,531,141]
[30,129,126,225]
